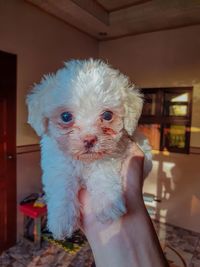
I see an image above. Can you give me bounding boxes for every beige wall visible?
[0,0,98,146]
[99,25,200,148]
[17,149,42,238]
[145,151,200,233]
[99,25,200,232]
[0,0,98,238]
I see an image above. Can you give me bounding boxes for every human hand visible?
[78,143,168,267]
[79,143,145,231]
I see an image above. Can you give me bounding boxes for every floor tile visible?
[154,221,200,266]
[1,221,200,267]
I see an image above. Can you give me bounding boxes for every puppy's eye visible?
[101,111,113,121]
[60,112,73,123]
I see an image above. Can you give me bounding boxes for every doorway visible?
[0,50,17,252]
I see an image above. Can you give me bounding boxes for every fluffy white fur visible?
[27,59,152,239]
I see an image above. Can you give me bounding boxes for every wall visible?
[0,0,98,146]
[99,25,200,232]
[0,0,98,238]
[17,147,42,237]
[145,151,200,233]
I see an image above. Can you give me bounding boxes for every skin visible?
[79,144,169,267]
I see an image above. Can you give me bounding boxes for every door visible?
[0,51,17,252]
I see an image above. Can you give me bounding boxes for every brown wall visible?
[99,25,200,232]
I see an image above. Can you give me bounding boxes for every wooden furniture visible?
[19,203,47,248]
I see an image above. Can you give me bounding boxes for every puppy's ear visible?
[123,87,143,136]
[26,76,52,136]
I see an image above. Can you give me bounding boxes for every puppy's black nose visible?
[83,135,97,149]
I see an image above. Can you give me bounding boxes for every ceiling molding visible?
[102,23,200,42]
[26,0,109,39]
[71,0,109,25]
[26,0,200,41]
[107,0,200,40]
[98,0,151,12]
[26,0,97,40]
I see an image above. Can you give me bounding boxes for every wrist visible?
[83,206,168,267]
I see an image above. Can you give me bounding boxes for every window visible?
[139,88,193,154]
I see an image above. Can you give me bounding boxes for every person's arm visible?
[79,144,169,267]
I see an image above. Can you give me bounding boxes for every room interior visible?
[0,0,200,266]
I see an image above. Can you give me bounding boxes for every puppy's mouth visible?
[75,151,106,162]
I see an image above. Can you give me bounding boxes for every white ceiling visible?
[26,0,200,40]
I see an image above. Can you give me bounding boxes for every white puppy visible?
[27,59,152,239]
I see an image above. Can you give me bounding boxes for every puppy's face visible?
[27,59,143,162]
[48,100,125,162]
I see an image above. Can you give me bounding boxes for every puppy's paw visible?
[48,209,79,240]
[94,197,127,223]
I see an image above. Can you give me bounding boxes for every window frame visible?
[139,87,193,154]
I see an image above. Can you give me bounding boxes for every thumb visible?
[121,144,144,210]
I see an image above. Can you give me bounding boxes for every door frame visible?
[0,50,17,252]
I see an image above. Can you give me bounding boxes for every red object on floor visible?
[19,202,47,248]
[19,202,47,218]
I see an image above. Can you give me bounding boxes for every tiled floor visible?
[0,240,94,267]
[0,221,200,267]
[153,221,200,267]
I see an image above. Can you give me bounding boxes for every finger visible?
[78,188,93,217]
[78,188,85,205]
[123,156,144,191]
[129,142,145,159]
[121,143,144,177]
[121,143,145,210]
